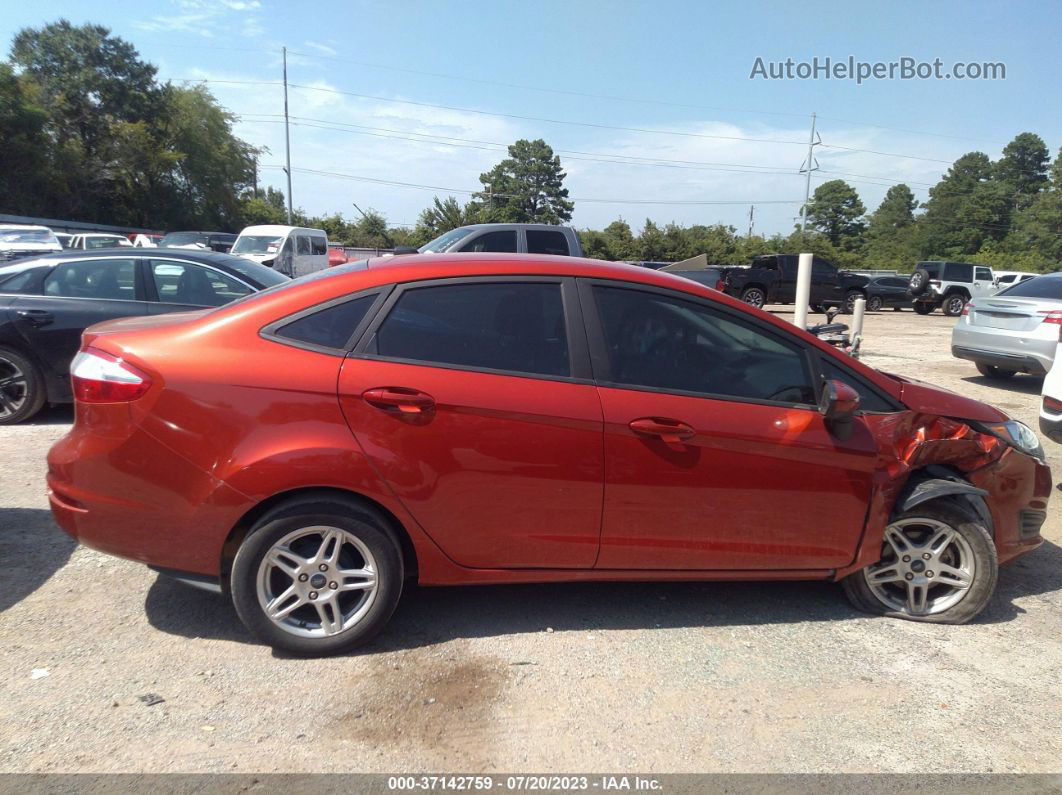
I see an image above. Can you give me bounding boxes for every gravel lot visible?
[1,307,1060,774]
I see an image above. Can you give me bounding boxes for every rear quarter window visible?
[269,293,379,351]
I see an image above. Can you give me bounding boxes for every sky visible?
[3,0,1061,236]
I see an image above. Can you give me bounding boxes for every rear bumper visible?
[951,345,1049,375]
[1039,409,1062,444]
[47,413,249,577]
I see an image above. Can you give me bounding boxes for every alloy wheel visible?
[0,355,28,419]
[946,296,966,316]
[862,518,975,616]
[256,525,379,638]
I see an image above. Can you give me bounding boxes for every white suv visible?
[908,260,995,316]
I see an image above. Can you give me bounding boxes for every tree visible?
[475,139,574,223]
[0,63,52,216]
[1007,146,1062,266]
[638,219,666,260]
[995,132,1049,207]
[416,195,476,238]
[804,180,865,248]
[915,152,997,256]
[863,184,918,267]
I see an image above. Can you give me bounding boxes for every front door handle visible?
[16,309,54,326]
[629,417,696,445]
[363,387,435,414]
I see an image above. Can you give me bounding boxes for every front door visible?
[584,282,879,570]
[337,278,603,569]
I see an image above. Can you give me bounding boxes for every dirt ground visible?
[1,307,1060,774]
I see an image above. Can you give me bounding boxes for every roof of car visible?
[0,224,52,232]
[0,247,253,270]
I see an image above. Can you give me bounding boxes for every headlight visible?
[980,420,1045,460]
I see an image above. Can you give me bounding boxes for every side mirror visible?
[819,378,860,439]
[392,246,419,255]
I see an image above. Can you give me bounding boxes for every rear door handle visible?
[16,309,54,326]
[629,417,696,444]
[363,387,436,414]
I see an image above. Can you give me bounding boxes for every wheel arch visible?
[894,465,994,538]
[944,286,971,299]
[219,486,420,587]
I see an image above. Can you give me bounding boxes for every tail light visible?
[961,303,971,316]
[1043,395,1062,414]
[1039,310,1062,340]
[70,348,152,403]
[714,278,725,291]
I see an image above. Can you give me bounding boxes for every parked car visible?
[159,231,237,254]
[130,233,164,248]
[993,270,1039,292]
[46,253,1049,656]
[722,254,869,313]
[0,249,289,424]
[952,273,1062,379]
[407,223,585,257]
[909,261,995,316]
[53,233,74,249]
[0,225,63,263]
[328,245,348,267]
[864,275,913,311]
[1040,346,1062,444]
[231,225,329,277]
[68,233,133,250]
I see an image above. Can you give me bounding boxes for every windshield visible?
[0,229,59,245]
[232,235,284,255]
[418,227,473,253]
[160,232,206,246]
[996,275,1062,299]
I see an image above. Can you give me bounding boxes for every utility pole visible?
[747,204,755,237]
[282,46,293,224]
[799,112,820,234]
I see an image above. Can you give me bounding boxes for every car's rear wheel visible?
[913,303,934,315]
[943,293,968,317]
[975,363,1017,380]
[842,502,996,624]
[866,295,884,312]
[0,347,46,425]
[741,287,766,309]
[231,499,404,656]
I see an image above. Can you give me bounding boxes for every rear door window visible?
[150,260,253,307]
[372,281,569,377]
[311,236,328,256]
[943,263,972,283]
[458,230,517,253]
[43,259,137,300]
[296,235,312,255]
[526,230,570,256]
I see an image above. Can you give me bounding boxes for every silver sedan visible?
[952,273,1062,379]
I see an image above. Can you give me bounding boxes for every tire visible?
[909,268,931,296]
[976,363,1017,380]
[913,302,934,315]
[841,501,997,624]
[841,290,864,314]
[943,293,968,317]
[0,346,46,425]
[741,286,766,309]
[230,498,404,656]
[866,295,884,312]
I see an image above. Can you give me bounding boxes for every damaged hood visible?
[885,372,1008,423]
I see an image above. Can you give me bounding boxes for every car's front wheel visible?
[231,498,404,656]
[842,502,996,624]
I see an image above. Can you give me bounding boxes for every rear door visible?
[9,257,150,394]
[526,229,571,256]
[145,257,256,313]
[337,277,603,569]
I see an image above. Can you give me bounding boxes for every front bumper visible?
[967,448,1053,565]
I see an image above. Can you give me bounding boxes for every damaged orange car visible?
[47,255,1052,655]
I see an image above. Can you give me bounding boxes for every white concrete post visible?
[793,252,812,330]
[850,297,866,355]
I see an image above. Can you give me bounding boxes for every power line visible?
[258,164,802,205]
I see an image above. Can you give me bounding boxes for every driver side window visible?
[592,285,815,404]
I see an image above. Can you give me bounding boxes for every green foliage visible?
[805,179,865,248]
[474,139,574,224]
